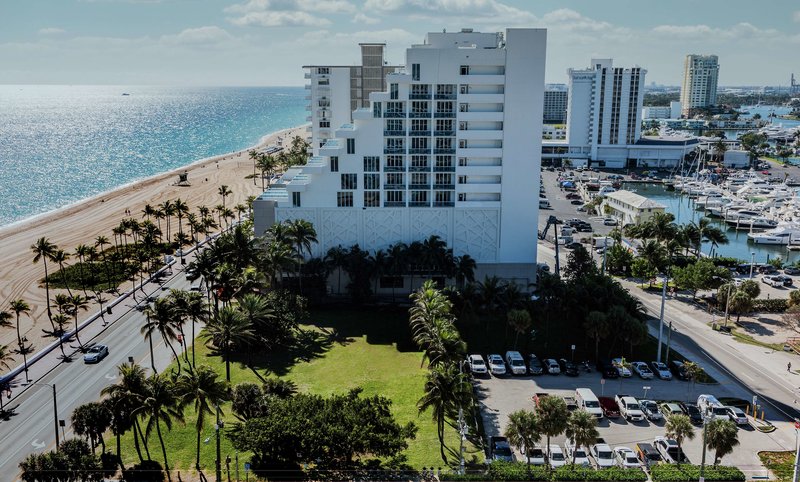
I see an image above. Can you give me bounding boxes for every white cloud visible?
[225,0,355,27]
[794,11,800,23]
[651,22,781,41]
[363,0,537,25]
[160,26,234,45]
[38,27,66,36]
[353,12,380,25]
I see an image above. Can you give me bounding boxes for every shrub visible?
[712,257,741,268]
[121,460,164,482]
[753,298,788,313]
[487,461,549,481]
[650,464,745,482]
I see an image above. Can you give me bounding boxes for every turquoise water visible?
[0,85,306,227]
[626,183,800,265]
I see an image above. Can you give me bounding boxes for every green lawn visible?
[759,451,793,481]
[115,308,482,478]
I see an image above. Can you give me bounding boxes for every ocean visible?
[0,85,307,227]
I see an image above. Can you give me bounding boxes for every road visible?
[0,262,199,481]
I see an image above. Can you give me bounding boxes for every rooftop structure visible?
[602,190,666,225]
[680,54,719,117]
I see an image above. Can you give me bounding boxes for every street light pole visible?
[724,284,733,327]
[25,383,59,451]
[215,405,223,482]
[700,416,709,480]
[665,321,673,365]
[657,273,667,363]
[750,252,756,279]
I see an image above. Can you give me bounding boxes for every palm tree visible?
[142,298,181,374]
[101,363,150,463]
[455,254,477,290]
[536,395,569,468]
[260,240,296,289]
[706,419,739,465]
[713,138,728,162]
[51,313,70,360]
[68,294,89,351]
[285,219,318,293]
[565,410,599,465]
[0,310,11,330]
[409,280,465,368]
[94,235,113,290]
[50,249,73,297]
[202,305,256,381]
[504,410,541,466]
[31,237,57,328]
[174,198,189,238]
[10,299,31,381]
[137,373,182,482]
[693,218,728,257]
[161,200,175,245]
[665,414,695,465]
[175,365,231,475]
[71,402,112,453]
[174,290,207,369]
[218,185,232,211]
[74,244,93,297]
[0,343,13,370]
[507,309,532,349]
[417,363,472,463]
[640,240,667,277]
[324,245,348,295]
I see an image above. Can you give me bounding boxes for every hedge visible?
[650,464,745,482]
[753,298,788,313]
[440,463,647,481]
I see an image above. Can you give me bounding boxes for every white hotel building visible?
[254,28,546,283]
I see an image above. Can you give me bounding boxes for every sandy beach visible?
[0,124,307,366]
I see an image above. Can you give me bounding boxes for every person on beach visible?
[790,362,793,372]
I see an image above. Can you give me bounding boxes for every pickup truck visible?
[598,396,620,418]
[615,395,645,422]
[563,396,579,412]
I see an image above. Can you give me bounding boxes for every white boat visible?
[726,216,779,230]
[748,223,800,245]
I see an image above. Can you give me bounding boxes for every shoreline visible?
[0,124,306,239]
[0,123,307,366]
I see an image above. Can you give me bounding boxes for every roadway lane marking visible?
[104,373,117,380]
[31,440,45,449]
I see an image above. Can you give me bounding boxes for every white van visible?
[505,351,527,375]
[575,388,603,419]
[697,394,728,420]
[539,198,551,209]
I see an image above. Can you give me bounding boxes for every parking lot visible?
[474,367,787,478]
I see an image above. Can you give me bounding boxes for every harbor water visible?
[625,182,800,265]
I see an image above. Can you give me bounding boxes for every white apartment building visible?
[680,54,719,117]
[602,190,666,226]
[543,88,568,124]
[305,44,401,154]
[255,28,547,283]
[642,101,681,120]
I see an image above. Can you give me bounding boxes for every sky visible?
[1,0,799,86]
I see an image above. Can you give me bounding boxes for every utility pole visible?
[216,405,223,482]
[700,416,709,480]
[665,321,673,365]
[657,273,667,363]
[52,384,59,451]
[792,419,800,482]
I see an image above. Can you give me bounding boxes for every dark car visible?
[758,265,778,274]
[566,193,582,200]
[785,267,800,276]
[679,402,704,425]
[774,275,794,287]
[564,242,583,250]
[598,396,620,418]
[635,443,662,468]
[669,360,689,380]
[596,359,619,379]
[490,436,514,462]
[528,354,544,375]
[558,358,580,377]
[575,224,593,232]
[570,199,583,205]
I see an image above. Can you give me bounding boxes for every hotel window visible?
[364,191,380,207]
[436,119,453,132]
[411,190,428,204]
[330,156,339,172]
[373,102,382,118]
[386,173,405,186]
[436,138,453,150]
[363,156,380,172]
[386,119,403,131]
[435,190,452,202]
[341,173,357,190]
[458,175,467,184]
[458,193,466,202]
[318,67,330,75]
[437,101,454,114]
[411,101,428,115]
[435,173,453,185]
[364,174,380,189]
[460,65,470,75]
[411,137,428,149]
[390,83,399,100]
[292,192,301,207]
[386,191,405,203]
[337,192,353,207]
[435,155,453,168]
[386,155,404,169]
[411,155,429,169]
[411,173,428,186]
[411,119,428,132]
[319,120,330,128]
[346,138,355,154]
[412,63,420,81]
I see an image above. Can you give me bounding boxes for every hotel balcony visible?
[458,74,505,84]
[409,165,430,172]
[304,72,311,79]
[384,201,406,207]
[384,183,406,190]
[384,147,405,154]
[305,116,312,122]
[433,183,455,190]
[458,111,504,122]
[384,111,407,118]
[304,84,311,89]
[434,130,455,136]
[409,130,431,136]
[384,130,406,136]
[434,112,456,118]
[433,201,455,207]
[409,93,431,100]
[458,93,505,104]
[384,164,405,172]
[409,184,430,190]
[434,148,455,154]
[434,93,457,100]
[409,148,430,154]
[409,201,430,207]
[409,111,431,118]
[433,165,455,172]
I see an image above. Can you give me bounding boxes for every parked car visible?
[697,394,729,421]
[596,359,619,379]
[614,447,641,469]
[487,354,507,376]
[563,396,579,412]
[635,443,662,468]
[598,396,620,418]
[528,354,544,375]
[650,361,673,380]
[725,406,749,425]
[523,444,546,466]
[544,358,561,375]
[615,395,645,422]
[653,437,690,464]
[670,360,689,380]
[564,440,590,466]
[83,344,109,364]
[659,402,684,418]
[611,358,632,377]
[490,436,514,462]
[774,274,794,287]
[603,218,618,226]
[547,445,567,468]
[505,351,527,375]
[570,199,583,205]
[575,224,593,232]
[558,358,580,376]
[590,442,616,468]
[466,354,487,375]
[631,362,654,379]
[639,400,663,422]
[762,275,784,287]
[679,402,704,425]
[564,242,583,250]
[785,267,800,276]
[566,193,582,200]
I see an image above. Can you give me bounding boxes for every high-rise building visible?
[304,44,401,154]
[565,58,645,160]
[255,28,547,283]
[680,54,719,117]
[543,87,568,124]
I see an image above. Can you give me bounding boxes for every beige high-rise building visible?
[680,54,719,117]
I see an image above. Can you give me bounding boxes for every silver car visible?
[83,344,109,364]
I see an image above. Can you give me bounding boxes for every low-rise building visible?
[602,190,666,225]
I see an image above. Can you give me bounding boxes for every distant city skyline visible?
[1,0,799,86]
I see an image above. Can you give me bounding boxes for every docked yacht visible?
[748,223,800,245]
[726,216,779,230]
